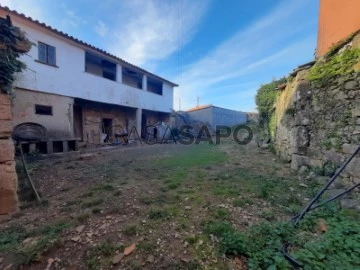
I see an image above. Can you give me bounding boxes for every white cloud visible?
[94,20,109,37]
[107,0,210,66]
[174,0,317,111]
[61,4,87,28]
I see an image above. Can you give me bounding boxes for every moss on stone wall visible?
[308,48,360,86]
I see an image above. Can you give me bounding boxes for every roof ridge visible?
[0,5,178,86]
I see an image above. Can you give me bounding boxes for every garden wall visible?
[274,35,360,185]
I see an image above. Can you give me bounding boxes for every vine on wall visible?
[255,78,286,139]
[0,15,32,94]
[308,48,360,86]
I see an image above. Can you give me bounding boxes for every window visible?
[85,52,117,81]
[122,68,143,89]
[35,105,53,115]
[38,42,56,66]
[147,78,163,95]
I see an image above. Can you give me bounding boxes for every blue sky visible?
[3,0,319,112]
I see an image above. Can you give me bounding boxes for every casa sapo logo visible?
[113,125,253,145]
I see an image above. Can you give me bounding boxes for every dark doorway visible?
[73,105,83,140]
[141,114,147,139]
[102,118,112,142]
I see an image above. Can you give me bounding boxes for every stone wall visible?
[0,92,18,216]
[274,64,360,184]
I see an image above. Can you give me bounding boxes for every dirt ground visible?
[0,138,313,270]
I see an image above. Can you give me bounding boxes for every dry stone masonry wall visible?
[274,63,360,185]
[0,91,18,216]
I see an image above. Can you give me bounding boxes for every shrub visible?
[255,78,287,138]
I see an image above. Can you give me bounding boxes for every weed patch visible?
[0,222,71,267]
[85,240,122,269]
[91,183,115,192]
[148,209,169,220]
[232,198,252,207]
[82,198,104,208]
[123,225,138,236]
[203,204,360,269]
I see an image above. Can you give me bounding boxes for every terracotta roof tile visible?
[187,104,213,112]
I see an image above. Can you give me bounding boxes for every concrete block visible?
[0,160,18,215]
[46,141,53,154]
[0,103,11,120]
[63,141,68,153]
[29,143,36,153]
[0,162,17,190]
[0,93,11,105]
[74,140,79,151]
[0,120,12,138]
[0,139,14,163]
[0,187,18,215]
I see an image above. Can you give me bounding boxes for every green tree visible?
[0,15,32,94]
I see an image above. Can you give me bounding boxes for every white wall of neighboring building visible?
[4,12,174,113]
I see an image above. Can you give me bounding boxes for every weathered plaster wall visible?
[12,88,74,139]
[274,70,311,163]
[0,92,18,216]
[317,0,360,56]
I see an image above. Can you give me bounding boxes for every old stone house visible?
[0,6,178,153]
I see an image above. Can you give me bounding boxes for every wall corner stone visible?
[0,91,18,216]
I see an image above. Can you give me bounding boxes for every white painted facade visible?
[4,11,175,113]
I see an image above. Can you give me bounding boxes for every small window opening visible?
[35,105,53,115]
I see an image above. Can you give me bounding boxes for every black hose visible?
[293,145,360,226]
[291,182,360,221]
[283,145,360,267]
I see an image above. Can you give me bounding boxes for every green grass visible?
[157,144,227,169]
[212,184,241,197]
[232,198,253,207]
[212,208,231,220]
[148,209,170,220]
[0,225,27,252]
[137,240,157,252]
[0,221,71,267]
